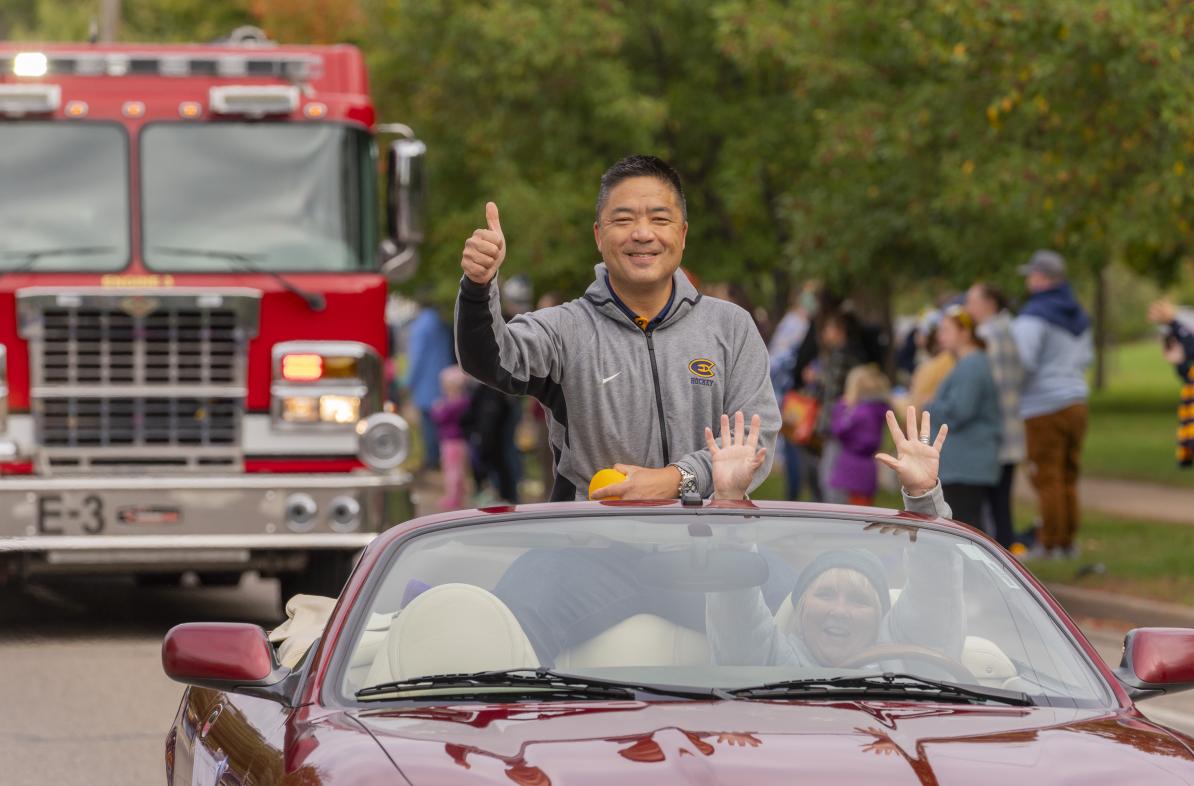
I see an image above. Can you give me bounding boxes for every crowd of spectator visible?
[770,249,1094,559]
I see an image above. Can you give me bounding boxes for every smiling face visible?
[798,567,882,666]
[593,176,687,295]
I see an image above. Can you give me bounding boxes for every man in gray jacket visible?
[456,155,779,501]
[1011,250,1094,559]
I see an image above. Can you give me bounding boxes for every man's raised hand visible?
[461,201,506,285]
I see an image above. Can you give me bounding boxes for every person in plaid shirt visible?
[966,282,1024,548]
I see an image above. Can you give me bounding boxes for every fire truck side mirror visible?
[381,138,426,282]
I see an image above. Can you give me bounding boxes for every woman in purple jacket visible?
[828,364,891,506]
[430,366,473,510]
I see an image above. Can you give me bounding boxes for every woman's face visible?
[799,568,882,666]
[935,317,962,353]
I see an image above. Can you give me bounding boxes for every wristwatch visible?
[669,463,698,498]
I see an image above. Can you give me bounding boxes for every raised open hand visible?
[705,411,766,500]
[1148,298,1177,325]
[460,202,506,285]
[874,405,947,497]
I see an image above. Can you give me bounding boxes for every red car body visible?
[164,500,1194,785]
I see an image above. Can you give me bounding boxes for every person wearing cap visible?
[456,154,780,501]
[704,406,962,668]
[1011,250,1093,560]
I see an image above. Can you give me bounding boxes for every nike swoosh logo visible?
[601,372,621,385]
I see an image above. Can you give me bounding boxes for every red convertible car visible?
[163,500,1194,785]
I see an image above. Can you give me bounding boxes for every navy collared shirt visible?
[604,274,675,331]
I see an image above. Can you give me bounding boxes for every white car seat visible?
[555,613,710,670]
[364,583,538,686]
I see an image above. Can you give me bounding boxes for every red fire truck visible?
[0,29,424,601]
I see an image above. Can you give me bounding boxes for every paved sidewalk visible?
[1015,472,1192,525]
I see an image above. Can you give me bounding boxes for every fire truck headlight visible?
[356,413,410,470]
[319,395,360,425]
[281,396,319,423]
[13,52,48,78]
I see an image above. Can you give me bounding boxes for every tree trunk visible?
[100,0,121,42]
[1093,265,1108,391]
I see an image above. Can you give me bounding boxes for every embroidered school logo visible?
[689,358,716,387]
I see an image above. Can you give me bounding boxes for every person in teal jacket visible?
[924,305,1002,530]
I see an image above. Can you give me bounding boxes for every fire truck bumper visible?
[0,470,413,578]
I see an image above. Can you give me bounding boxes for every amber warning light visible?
[281,354,323,382]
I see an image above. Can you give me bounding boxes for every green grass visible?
[1084,341,1190,485]
[1023,509,1194,606]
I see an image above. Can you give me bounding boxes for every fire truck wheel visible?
[136,572,182,588]
[198,571,243,588]
[278,552,354,607]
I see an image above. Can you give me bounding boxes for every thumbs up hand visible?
[461,201,507,285]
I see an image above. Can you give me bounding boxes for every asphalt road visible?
[0,574,281,786]
[3,576,1194,786]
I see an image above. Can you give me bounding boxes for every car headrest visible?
[387,583,538,681]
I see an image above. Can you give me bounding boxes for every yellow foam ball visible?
[588,468,627,500]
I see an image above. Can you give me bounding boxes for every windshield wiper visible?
[151,245,326,312]
[355,667,718,702]
[1,246,118,273]
[725,672,1032,706]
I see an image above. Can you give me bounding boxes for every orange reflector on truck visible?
[281,353,323,381]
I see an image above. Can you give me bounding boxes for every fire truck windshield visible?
[141,123,377,272]
[0,123,131,271]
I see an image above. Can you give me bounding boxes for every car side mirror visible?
[1114,627,1194,700]
[378,136,426,283]
[162,622,296,705]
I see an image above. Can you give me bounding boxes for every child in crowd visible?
[430,365,472,510]
[828,364,891,506]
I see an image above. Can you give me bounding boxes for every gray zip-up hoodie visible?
[455,263,779,500]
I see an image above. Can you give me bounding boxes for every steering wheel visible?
[837,643,976,684]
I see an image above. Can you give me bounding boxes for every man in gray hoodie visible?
[456,155,779,501]
[1011,250,1094,559]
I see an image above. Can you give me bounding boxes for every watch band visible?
[669,463,697,496]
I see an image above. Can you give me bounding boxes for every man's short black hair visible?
[595,155,687,222]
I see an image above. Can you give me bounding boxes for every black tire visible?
[135,572,182,587]
[278,551,355,609]
[197,571,243,588]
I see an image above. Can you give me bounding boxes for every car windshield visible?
[0,122,130,271]
[141,122,377,272]
[336,511,1113,709]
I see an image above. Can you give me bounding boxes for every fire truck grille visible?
[40,397,240,447]
[20,293,260,473]
[40,308,240,386]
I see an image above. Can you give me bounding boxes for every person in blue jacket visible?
[405,303,455,471]
[1011,250,1093,559]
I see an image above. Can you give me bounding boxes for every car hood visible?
[351,700,1194,786]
